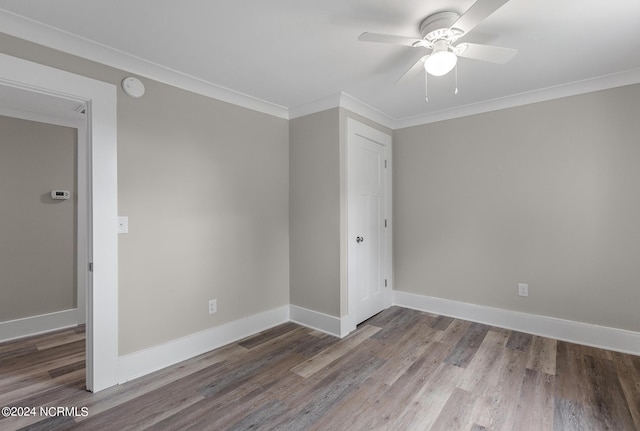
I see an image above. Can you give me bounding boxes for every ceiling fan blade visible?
[395,54,429,85]
[358,32,423,47]
[449,0,510,35]
[456,43,517,64]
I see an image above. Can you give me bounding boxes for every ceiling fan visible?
[358,0,517,95]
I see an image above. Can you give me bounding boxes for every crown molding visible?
[2,8,638,128]
[288,92,396,129]
[338,92,396,130]
[288,93,342,120]
[394,68,640,129]
[289,66,640,130]
[0,9,289,119]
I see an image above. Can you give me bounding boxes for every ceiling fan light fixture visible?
[424,49,457,76]
[358,0,519,90]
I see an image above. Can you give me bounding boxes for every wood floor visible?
[1,307,639,430]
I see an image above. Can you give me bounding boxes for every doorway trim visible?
[0,52,118,392]
[344,118,393,334]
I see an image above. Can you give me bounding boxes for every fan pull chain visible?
[454,63,459,95]
[425,72,429,102]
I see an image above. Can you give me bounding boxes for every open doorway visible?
[0,108,89,399]
[0,94,88,336]
[0,52,118,392]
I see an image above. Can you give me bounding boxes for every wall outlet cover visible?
[518,283,529,297]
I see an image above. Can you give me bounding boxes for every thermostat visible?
[51,190,71,200]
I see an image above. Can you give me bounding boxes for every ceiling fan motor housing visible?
[419,11,463,47]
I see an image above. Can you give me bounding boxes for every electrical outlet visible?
[518,283,529,297]
[208,299,217,314]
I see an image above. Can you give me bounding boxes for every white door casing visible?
[347,119,392,326]
[0,52,118,392]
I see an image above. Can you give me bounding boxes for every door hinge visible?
[384,160,387,168]
[89,262,93,272]
[384,279,388,287]
[384,219,387,228]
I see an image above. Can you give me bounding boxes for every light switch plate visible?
[118,216,129,234]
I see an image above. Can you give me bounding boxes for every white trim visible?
[117,305,289,384]
[0,105,85,128]
[290,69,640,129]
[289,93,342,120]
[340,319,357,339]
[289,305,343,338]
[338,93,396,130]
[288,92,396,130]
[393,290,640,356]
[0,309,80,343]
[0,9,288,120]
[394,68,640,129]
[85,75,119,393]
[289,67,640,130]
[0,52,119,393]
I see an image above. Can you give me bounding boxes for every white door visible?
[347,119,391,325]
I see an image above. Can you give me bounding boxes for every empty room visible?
[0,0,639,430]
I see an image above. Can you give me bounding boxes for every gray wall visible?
[289,108,392,318]
[0,33,290,355]
[289,108,341,316]
[117,79,290,354]
[0,116,77,321]
[3,29,638,354]
[393,84,640,333]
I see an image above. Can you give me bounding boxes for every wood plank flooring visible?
[1,307,639,430]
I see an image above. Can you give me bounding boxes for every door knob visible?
[356,236,364,243]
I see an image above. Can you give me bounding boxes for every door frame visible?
[344,118,392,333]
[0,52,119,392]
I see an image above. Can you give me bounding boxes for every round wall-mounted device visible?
[121,77,145,98]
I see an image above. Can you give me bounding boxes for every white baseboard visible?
[117,305,289,384]
[289,305,344,337]
[393,290,640,356]
[15,297,636,389]
[0,309,80,342]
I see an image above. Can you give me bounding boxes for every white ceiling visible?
[0,0,639,126]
